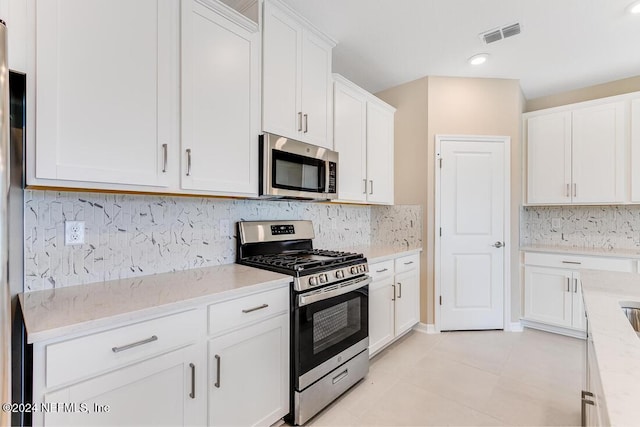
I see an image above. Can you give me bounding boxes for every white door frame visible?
[434,135,511,332]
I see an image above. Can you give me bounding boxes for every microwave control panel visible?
[328,162,337,193]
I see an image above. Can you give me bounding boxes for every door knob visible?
[492,241,505,248]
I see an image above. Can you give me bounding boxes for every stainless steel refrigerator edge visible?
[0,19,11,427]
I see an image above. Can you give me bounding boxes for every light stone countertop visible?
[19,264,291,344]
[20,245,422,345]
[580,270,640,426]
[521,245,640,259]
[344,245,422,264]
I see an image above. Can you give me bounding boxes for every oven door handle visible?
[298,276,371,307]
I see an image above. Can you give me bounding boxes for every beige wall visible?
[377,76,522,325]
[376,77,429,321]
[526,75,640,112]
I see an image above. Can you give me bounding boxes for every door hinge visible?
[439,158,442,168]
[439,296,442,305]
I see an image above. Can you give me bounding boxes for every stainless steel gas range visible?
[237,220,370,425]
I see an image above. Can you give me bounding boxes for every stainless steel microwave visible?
[259,133,338,200]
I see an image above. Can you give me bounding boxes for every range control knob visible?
[335,270,344,279]
[308,276,318,286]
[358,265,366,273]
[350,266,358,274]
[319,274,328,284]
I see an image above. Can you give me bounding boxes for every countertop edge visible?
[520,245,640,259]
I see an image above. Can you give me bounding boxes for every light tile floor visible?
[306,328,584,426]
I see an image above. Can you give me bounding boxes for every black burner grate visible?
[243,249,363,272]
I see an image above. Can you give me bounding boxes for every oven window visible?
[313,300,361,354]
[294,286,368,379]
[272,150,325,192]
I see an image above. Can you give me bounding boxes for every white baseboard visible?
[520,319,586,339]
[413,323,439,334]
[508,321,523,332]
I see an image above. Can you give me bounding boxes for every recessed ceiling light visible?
[629,0,640,13]
[468,53,489,65]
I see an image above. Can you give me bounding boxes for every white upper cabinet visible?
[181,0,260,196]
[527,112,572,204]
[366,101,395,204]
[262,0,335,149]
[333,80,367,202]
[525,99,627,205]
[572,102,625,203]
[333,75,395,205]
[630,98,640,202]
[33,0,176,188]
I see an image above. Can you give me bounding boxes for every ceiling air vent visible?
[480,22,522,44]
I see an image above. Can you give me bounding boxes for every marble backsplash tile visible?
[24,190,420,291]
[521,205,640,250]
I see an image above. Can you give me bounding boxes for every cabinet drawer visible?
[395,253,420,274]
[523,252,634,272]
[45,309,203,389]
[208,286,289,336]
[368,260,394,281]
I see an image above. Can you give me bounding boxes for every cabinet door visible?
[572,273,586,331]
[572,102,626,203]
[394,268,420,336]
[526,112,572,204]
[262,1,301,140]
[42,344,205,427]
[524,266,573,328]
[35,0,174,187]
[366,101,395,204]
[368,276,395,356]
[208,314,289,427]
[181,0,259,196]
[299,30,332,148]
[630,99,640,202]
[333,81,367,202]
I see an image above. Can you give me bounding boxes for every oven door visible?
[293,276,369,389]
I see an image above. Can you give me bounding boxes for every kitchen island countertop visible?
[580,269,640,426]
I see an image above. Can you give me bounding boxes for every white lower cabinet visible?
[43,344,205,427]
[368,253,420,357]
[32,284,291,427]
[208,313,289,427]
[522,252,633,336]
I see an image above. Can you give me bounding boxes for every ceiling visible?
[280,0,640,99]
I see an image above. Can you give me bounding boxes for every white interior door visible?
[438,138,507,331]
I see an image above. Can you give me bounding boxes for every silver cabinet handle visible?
[581,391,594,427]
[574,278,578,294]
[332,369,348,384]
[369,180,373,195]
[492,241,505,248]
[186,148,192,176]
[566,183,570,198]
[562,261,581,265]
[566,277,570,292]
[391,284,396,301]
[574,183,577,198]
[376,268,388,273]
[112,335,158,353]
[304,114,308,133]
[189,363,195,399]
[298,112,303,132]
[242,303,269,313]
[363,179,367,194]
[162,143,168,173]
[404,261,414,265]
[214,355,221,388]
[397,282,402,299]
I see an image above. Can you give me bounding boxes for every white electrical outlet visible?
[220,219,230,237]
[65,221,85,245]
